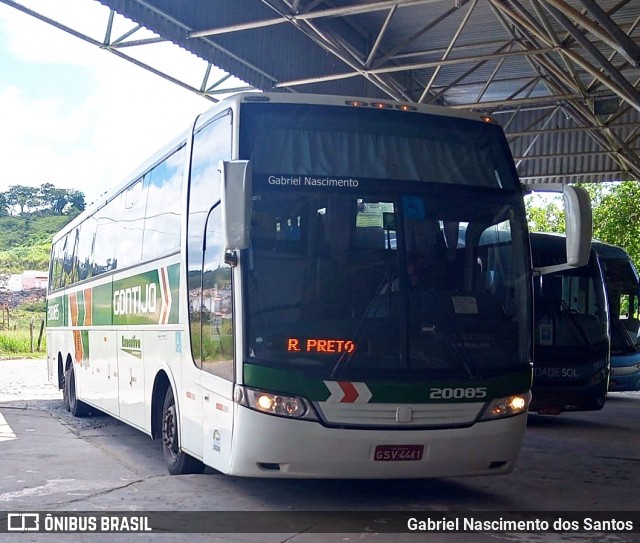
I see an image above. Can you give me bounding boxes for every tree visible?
[67,189,86,213]
[35,184,86,215]
[0,192,8,217]
[524,192,564,233]
[526,182,640,268]
[6,185,38,214]
[588,182,640,268]
[38,183,66,214]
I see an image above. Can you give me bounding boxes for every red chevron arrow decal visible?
[323,381,373,403]
[338,381,359,403]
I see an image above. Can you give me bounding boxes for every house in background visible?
[8,271,48,291]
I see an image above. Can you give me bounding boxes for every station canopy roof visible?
[6,0,640,187]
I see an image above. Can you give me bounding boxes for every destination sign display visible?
[286,337,356,354]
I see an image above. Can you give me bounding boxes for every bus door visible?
[197,204,235,471]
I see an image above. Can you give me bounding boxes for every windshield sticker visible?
[452,296,479,314]
[402,196,426,220]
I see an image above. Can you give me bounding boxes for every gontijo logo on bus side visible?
[46,264,180,328]
[112,266,176,325]
[114,283,158,316]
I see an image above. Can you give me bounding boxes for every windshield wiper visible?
[329,271,394,379]
[559,301,594,349]
[447,329,477,379]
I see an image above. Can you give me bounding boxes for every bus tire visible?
[64,364,90,417]
[62,363,70,411]
[161,387,205,475]
[585,394,606,411]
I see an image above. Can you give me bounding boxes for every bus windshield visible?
[241,103,530,380]
[532,236,609,363]
[599,253,640,355]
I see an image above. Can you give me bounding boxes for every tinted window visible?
[76,217,97,281]
[113,179,146,269]
[93,200,118,276]
[142,147,185,260]
[49,236,66,292]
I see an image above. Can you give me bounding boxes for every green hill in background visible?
[0,213,80,274]
[0,184,85,275]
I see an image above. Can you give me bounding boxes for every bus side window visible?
[114,178,146,269]
[50,236,66,291]
[93,199,118,276]
[142,147,184,260]
[62,229,79,287]
[76,217,97,281]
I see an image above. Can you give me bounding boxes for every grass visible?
[0,301,46,357]
[0,329,45,357]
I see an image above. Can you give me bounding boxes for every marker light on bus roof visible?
[345,100,415,111]
[371,102,393,109]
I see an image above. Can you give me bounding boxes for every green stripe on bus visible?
[243,363,532,403]
[244,364,333,401]
[168,264,180,324]
[47,263,181,327]
[92,283,112,325]
[46,295,67,328]
[77,290,86,326]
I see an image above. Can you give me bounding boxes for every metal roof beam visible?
[275,46,557,88]
[507,120,640,137]
[418,0,479,102]
[369,1,469,70]
[424,42,515,105]
[547,0,640,67]
[187,0,445,39]
[542,1,640,113]
[514,150,640,161]
[262,0,408,100]
[520,171,632,182]
[364,6,397,69]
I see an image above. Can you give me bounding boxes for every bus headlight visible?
[589,367,609,385]
[236,386,318,420]
[479,392,531,420]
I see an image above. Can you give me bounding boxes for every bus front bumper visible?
[227,405,527,479]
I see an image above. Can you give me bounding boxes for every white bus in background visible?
[46,92,591,478]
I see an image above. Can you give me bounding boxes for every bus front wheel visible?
[161,387,205,475]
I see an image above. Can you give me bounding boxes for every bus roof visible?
[52,91,505,245]
[208,91,497,123]
[592,240,632,261]
[529,231,568,249]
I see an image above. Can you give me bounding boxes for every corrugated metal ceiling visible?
[4,0,640,185]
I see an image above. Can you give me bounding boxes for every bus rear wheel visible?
[64,364,90,417]
[161,387,205,475]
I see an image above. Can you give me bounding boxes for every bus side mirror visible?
[220,160,252,251]
[564,185,592,267]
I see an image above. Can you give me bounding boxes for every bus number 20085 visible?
[429,387,487,400]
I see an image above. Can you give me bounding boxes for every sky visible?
[0,0,219,206]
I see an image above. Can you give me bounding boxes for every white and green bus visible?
[46,92,590,478]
